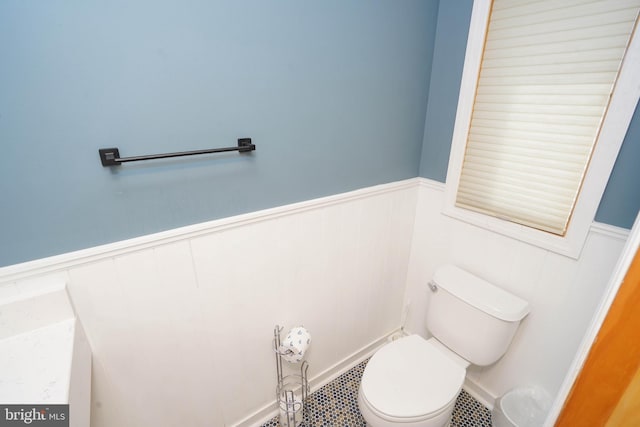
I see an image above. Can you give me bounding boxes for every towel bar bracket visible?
[99,148,121,166]
[99,138,255,167]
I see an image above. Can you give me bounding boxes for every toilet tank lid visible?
[433,265,530,322]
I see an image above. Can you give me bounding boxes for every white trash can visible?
[492,386,552,427]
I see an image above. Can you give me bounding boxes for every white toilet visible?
[358,264,530,427]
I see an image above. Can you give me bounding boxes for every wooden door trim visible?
[554,245,640,425]
[544,218,640,426]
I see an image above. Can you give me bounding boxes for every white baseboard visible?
[232,329,400,427]
[463,377,496,411]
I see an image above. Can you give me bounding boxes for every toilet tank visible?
[426,265,530,366]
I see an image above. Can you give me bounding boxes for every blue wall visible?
[596,104,640,229]
[419,0,640,230]
[419,0,473,181]
[2,0,637,268]
[0,0,439,267]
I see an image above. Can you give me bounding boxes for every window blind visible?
[456,0,640,235]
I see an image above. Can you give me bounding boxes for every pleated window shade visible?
[456,0,640,235]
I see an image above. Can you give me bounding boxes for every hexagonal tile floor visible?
[260,358,492,426]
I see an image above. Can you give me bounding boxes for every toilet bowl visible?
[359,335,467,427]
[358,264,530,427]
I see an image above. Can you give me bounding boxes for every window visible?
[444,0,640,258]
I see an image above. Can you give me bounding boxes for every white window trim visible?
[443,0,640,259]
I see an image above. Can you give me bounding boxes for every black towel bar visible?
[99,138,255,166]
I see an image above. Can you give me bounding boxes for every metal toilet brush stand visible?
[274,325,310,427]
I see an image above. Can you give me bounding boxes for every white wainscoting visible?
[403,178,629,408]
[0,177,630,425]
[0,179,418,427]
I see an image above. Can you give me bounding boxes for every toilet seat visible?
[359,387,455,424]
[360,335,466,422]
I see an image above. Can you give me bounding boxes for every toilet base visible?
[358,386,455,427]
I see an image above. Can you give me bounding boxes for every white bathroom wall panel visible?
[403,179,628,405]
[0,180,418,427]
[0,178,628,425]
